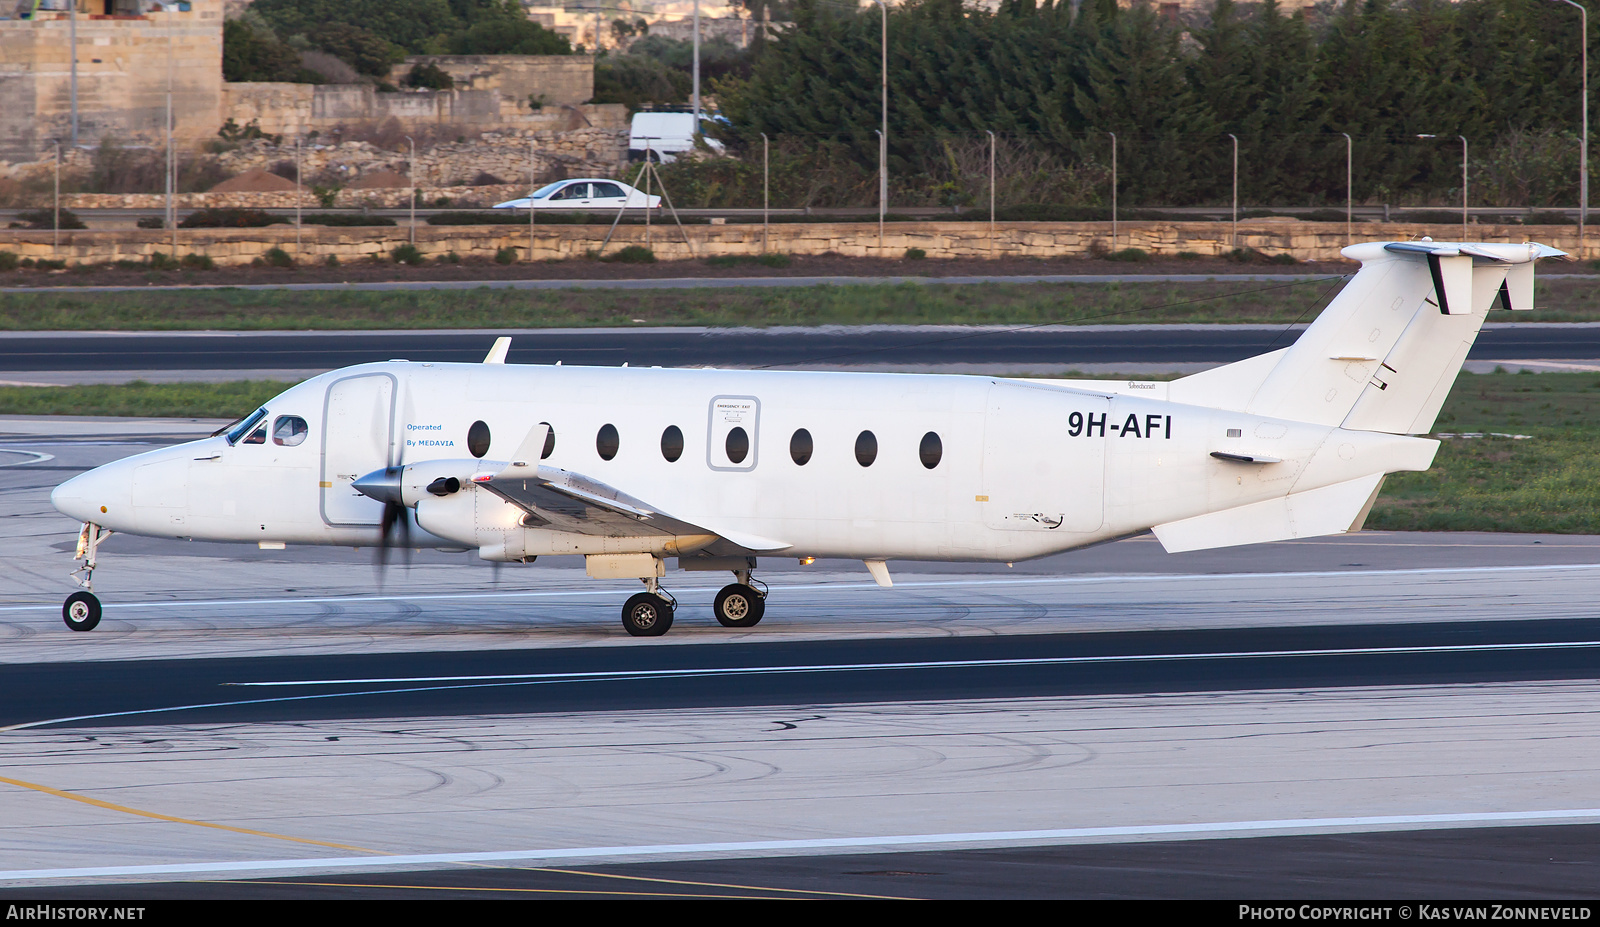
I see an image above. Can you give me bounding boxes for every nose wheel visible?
[64,522,110,632]
[714,582,766,628]
[63,591,101,632]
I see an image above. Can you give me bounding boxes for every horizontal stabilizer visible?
[1152,473,1383,553]
[1171,241,1564,430]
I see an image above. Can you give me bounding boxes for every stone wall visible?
[218,82,624,139]
[1,126,630,207]
[2,220,1594,266]
[388,55,595,109]
[56,182,529,210]
[0,0,224,161]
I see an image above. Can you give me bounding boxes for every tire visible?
[622,592,674,637]
[63,591,101,632]
[714,583,765,628]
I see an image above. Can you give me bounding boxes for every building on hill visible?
[0,0,223,161]
[0,0,615,164]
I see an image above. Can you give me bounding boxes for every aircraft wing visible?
[474,465,712,538]
[472,424,791,553]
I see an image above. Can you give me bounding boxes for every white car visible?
[494,178,660,210]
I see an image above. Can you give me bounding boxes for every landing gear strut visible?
[64,522,110,632]
[621,576,675,637]
[714,566,767,628]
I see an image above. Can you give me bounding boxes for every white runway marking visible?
[4,809,1599,882]
[3,560,1599,614]
[0,450,54,466]
[235,640,1600,687]
[7,639,1594,733]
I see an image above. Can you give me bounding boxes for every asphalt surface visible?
[7,825,1599,899]
[7,617,1599,732]
[3,322,1599,374]
[6,420,1600,898]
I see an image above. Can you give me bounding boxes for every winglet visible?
[483,337,512,365]
[494,422,549,479]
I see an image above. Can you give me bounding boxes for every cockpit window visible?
[273,415,308,447]
[243,424,267,445]
[224,408,268,445]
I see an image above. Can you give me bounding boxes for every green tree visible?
[309,23,406,78]
[222,16,320,83]
[449,17,573,55]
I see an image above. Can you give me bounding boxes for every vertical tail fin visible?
[1169,241,1565,434]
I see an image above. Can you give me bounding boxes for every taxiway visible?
[2,417,1598,897]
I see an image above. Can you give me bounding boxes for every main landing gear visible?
[714,564,767,628]
[618,565,768,636]
[63,522,110,632]
[713,582,766,628]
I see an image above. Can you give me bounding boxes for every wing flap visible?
[475,463,788,553]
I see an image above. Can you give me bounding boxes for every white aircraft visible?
[50,240,1563,636]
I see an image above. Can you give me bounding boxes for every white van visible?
[628,112,726,163]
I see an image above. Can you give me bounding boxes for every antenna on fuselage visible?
[483,337,512,365]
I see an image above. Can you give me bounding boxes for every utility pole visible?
[1108,131,1117,250]
[1342,132,1353,246]
[1547,0,1587,238]
[987,130,996,259]
[537,136,544,260]
[294,136,302,257]
[69,0,78,147]
[407,135,416,244]
[166,4,176,255]
[1228,133,1238,248]
[761,132,769,254]
[692,0,701,123]
[52,139,60,254]
[872,0,887,256]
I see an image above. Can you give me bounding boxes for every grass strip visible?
[0,380,291,418]
[2,278,1596,331]
[1367,371,1600,533]
[0,280,1348,330]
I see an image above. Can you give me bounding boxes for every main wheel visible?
[63,591,101,632]
[622,592,674,637]
[713,583,766,628]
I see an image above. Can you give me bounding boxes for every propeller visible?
[352,465,411,582]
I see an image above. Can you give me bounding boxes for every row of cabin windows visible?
[466,420,943,469]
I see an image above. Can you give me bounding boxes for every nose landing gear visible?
[63,522,110,632]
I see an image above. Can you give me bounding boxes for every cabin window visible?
[919,431,942,469]
[725,426,750,464]
[855,430,877,467]
[597,423,620,460]
[540,422,556,458]
[272,415,308,447]
[790,428,813,466]
[661,425,684,462]
[467,420,491,458]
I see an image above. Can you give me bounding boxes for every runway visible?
[2,418,1599,896]
[4,322,1600,385]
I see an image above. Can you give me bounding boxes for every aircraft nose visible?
[51,462,132,525]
